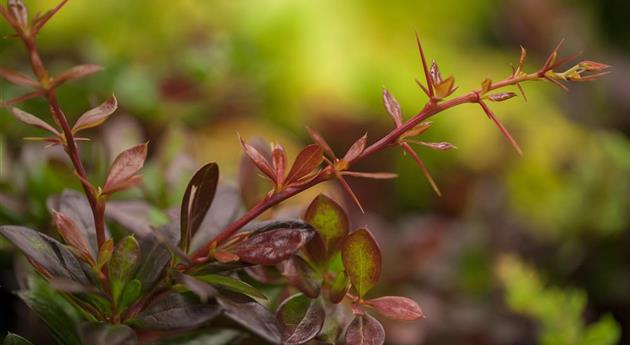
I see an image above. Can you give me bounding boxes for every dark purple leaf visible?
[217,293,281,344]
[276,293,325,345]
[78,323,136,345]
[344,314,385,345]
[175,273,217,303]
[135,293,221,330]
[233,226,314,265]
[190,184,241,252]
[365,296,424,321]
[180,163,219,253]
[280,255,320,298]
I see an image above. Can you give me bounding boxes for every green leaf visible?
[108,235,140,304]
[196,274,267,301]
[180,163,219,253]
[341,228,381,298]
[304,194,349,266]
[328,270,349,304]
[2,333,33,345]
[118,279,142,310]
[78,323,137,345]
[276,293,325,345]
[582,315,621,345]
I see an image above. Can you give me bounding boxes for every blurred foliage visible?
[497,255,620,345]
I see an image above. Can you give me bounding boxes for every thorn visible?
[478,101,523,155]
[415,32,434,97]
[544,76,569,92]
[400,142,441,196]
[334,170,365,213]
[516,82,528,102]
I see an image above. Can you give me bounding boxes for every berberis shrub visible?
[0,1,609,344]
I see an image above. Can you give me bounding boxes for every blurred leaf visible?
[343,134,367,162]
[217,293,281,344]
[365,296,423,321]
[9,107,60,136]
[341,228,381,298]
[134,293,220,330]
[0,68,38,88]
[239,137,276,183]
[304,194,349,265]
[78,323,137,345]
[280,255,320,298]
[96,239,113,271]
[175,273,217,303]
[109,235,140,304]
[103,143,148,194]
[52,64,103,87]
[383,88,403,127]
[233,226,314,265]
[180,162,219,253]
[329,270,350,304]
[0,225,90,284]
[118,279,142,310]
[582,315,620,345]
[72,95,118,134]
[276,293,325,345]
[196,274,267,301]
[344,314,385,345]
[2,333,33,345]
[134,234,173,293]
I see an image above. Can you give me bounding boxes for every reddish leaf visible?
[341,228,381,298]
[32,0,69,34]
[52,211,93,264]
[214,251,239,263]
[304,194,349,265]
[10,107,60,136]
[276,293,325,345]
[271,143,287,185]
[487,92,517,102]
[365,296,424,321]
[0,68,38,88]
[344,314,385,345]
[239,136,276,183]
[285,144,323,185]
[306,126,335,158]
[102,143,148,194]
[234,227,314,265]
[7,0,28,28]
[52,64,103,87]
[0,90,45,107]
[407,140,457,151]
[343,134,367,163]
[383,89,403,127]
[72,95,118,134]
[180,163,219,253]
[280,255,320,298]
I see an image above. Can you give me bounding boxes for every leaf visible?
[341,171,398,179]
[10,107,60,135]
[239,136,276,183]
[487,92,517,102]
[175,273,217,303]
[285,144,323,185]
[305,126,335,158]
[52,211,93,264]
[189,184,241,253]
[343,134,367,163]
[383,89,403,127]
[2,333,33,345]
[119,279,142,310]
[96,240,113,270]
[233,226,314,265]
[365,296,424,320]
[271,143,287,185]
[344,314,385,345]
[78,323,137,345]
[134,234,173,293]
[48,190,98,256]
[341,228,381,298]
[135,293,221,330]
[0,90,45,108]
[179,163,220,254]
[52,64,103,87]
[217,293,282,344]
[102,143,148,194]
[31,0,69,34]
[0,225,90,284]
[0,68,38,88]
[72,95,118,133]
[276,294,325,345]
[196,274,267,300]
[329,270,350,304]
[280,255,320,298]
[108,235,140,304]
[304,194,349,265]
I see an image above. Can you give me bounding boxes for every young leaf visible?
[239,136,276,183]
[344,314,385,345]
[217,293,282,344]
[2,333,33,345]
[280,255,321,298]
[0,225,90,284]
[31,0,69,34]
[108,235,140,304]
[383,88,403,127]
[0,68,38,88]
[234,226,314,265]
[48,190,99,256]
[10,107,60,136]
[102,143,148,194]
[271,143,287,185]
[343,134,367,163]
[304,194,349,265]
[72,95,118,134]
[52,211,93,264]
[196,274,267,301]
[285,144,323,185]
[180,163,219,253]
[276,294,325,345]
[118,279,142,310]
[329,270,350,304]
[365,296,424,320]
[135,293,221,330]
[52,64,103,87]
[305,126,335,158]
[341,228,382,298]
[78,323,137,345]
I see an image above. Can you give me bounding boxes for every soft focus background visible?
[1,0,629,344]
